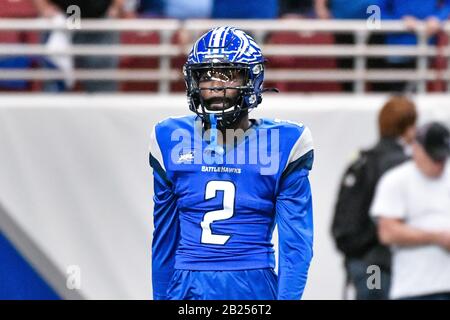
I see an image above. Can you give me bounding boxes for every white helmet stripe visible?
[213,26,226,54]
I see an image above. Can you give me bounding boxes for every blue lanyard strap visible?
[205,114,224,163]
[209,113,218,147]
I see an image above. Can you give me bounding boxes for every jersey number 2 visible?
[200,181,235,245]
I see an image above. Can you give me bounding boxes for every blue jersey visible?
[149,115,314,300]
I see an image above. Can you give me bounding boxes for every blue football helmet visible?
[184,27,268,127]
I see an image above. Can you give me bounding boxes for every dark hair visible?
[378,96,417,138]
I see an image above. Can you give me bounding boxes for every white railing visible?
[0,18,449,93]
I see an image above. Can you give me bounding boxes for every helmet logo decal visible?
[252,64,263,75]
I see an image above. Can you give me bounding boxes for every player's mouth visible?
[207,103,227,110]
[205,98,232,111]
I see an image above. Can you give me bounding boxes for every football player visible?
[149,27,314,300]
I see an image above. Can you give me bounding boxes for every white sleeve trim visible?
[283,126,313,172]
[149,125,165,171]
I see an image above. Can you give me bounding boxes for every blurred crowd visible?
[0,0,450,92]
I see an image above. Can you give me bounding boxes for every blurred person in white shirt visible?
[371,122,450,300]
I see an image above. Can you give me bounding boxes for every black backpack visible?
[331,149,380,259]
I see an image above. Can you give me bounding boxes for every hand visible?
[403,16,418,31]
[425,16,441,36]
[177,28,192,47]
[107,5,122,18]
[315,5,331,19]
[432,231,450,251]
[41,4,60,18]
[123,11,137,19]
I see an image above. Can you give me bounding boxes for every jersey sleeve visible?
[149,125,180,300]
[276,126,314,300]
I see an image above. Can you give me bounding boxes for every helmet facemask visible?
[185,63,253,128]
